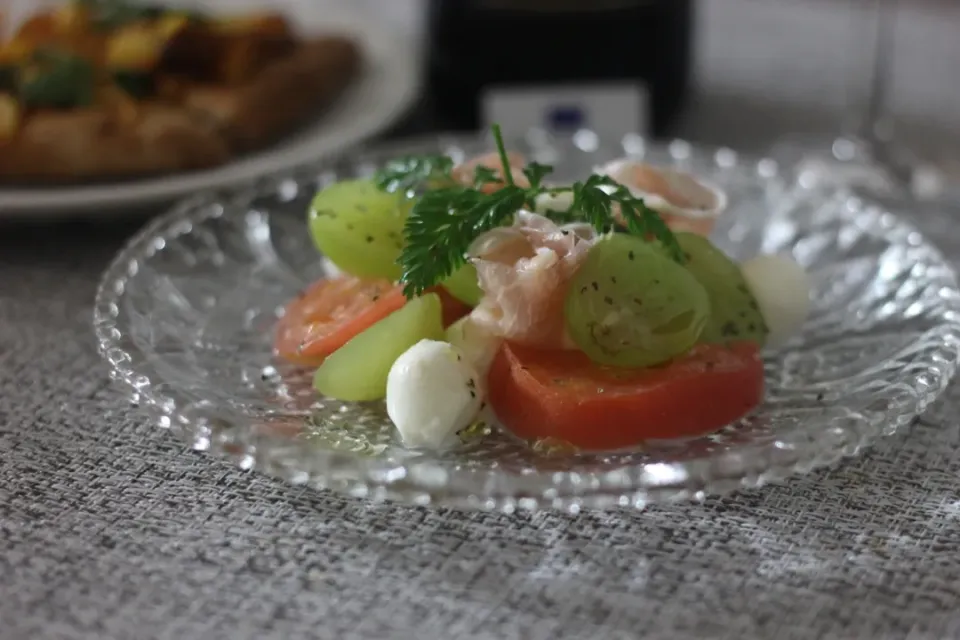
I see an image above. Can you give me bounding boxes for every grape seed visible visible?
[563,234,709,368]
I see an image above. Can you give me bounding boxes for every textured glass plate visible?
[94,132,960,511]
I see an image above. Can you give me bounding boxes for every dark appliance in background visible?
[422,0,695,140]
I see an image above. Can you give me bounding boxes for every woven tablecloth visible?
[1,195,960,640]
[4,1,960,636]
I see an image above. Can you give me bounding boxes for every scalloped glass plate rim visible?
[93,131,960,510]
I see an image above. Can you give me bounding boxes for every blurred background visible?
[0,0,957,215]
[386,0,959,197]
[381,0,958,149]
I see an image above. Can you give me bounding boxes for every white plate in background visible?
[0,1,421,219]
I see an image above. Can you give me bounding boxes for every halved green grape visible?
[441,263,483,307]
[308,179,413,280]
[564,234,709,368]
[674,232,769,346]
[313,293,444,401]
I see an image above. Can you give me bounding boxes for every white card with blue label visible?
[481,82,649,142]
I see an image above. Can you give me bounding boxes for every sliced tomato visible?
[487,342,764,450]
[274,276,474,366]
[274,276,406,366]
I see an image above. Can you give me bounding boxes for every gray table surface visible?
[4,2,960,638]
[2,188,960,640]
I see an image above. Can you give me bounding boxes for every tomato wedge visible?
[274,276,406,366]
[274,276,473,366]
[487,342,764,450]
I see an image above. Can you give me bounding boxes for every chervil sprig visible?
[398,185,527,298]
[383,124,683,298]
[522,162,553,191]
[570,174,684,262]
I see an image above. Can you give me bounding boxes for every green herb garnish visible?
[19,49,96,109]
[77,0,164,29]
[0,65,17,93]
[375,124,683,299]
[112,70,154,99]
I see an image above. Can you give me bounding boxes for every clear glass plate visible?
[93,131,960,511]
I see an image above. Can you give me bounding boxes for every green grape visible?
[313,293,444,402]
[308,179,413,280]
[564,234,709,368]
[441,263,483,307]
[674,232,769,346]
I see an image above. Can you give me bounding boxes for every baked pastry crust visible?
[0,4,362,183]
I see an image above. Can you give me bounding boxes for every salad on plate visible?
[273,125,811,452]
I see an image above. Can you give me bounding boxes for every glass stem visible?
[851,0,898,149]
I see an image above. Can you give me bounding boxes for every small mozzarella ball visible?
[320,256,342,278]
[386,339,484,449]
[534,190,574,214]
[445,316,502,375]
[740,253,811,347]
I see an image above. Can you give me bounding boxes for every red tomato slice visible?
[274,276,406,366]
[274,276,474,366]
[487,342,764,450]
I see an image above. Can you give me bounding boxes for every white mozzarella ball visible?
[386,339,484,449]
[740,254,811,347]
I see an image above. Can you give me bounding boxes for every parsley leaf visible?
[398,185,526,298]
[379,123,684,298]
[19,49,96,109]
[570,174,615,233]
[78,0,165,30]
[522,162,553,190]
[595,176,685,262]
[471,165,500,189]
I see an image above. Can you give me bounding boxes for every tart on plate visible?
[0,0,362,183]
